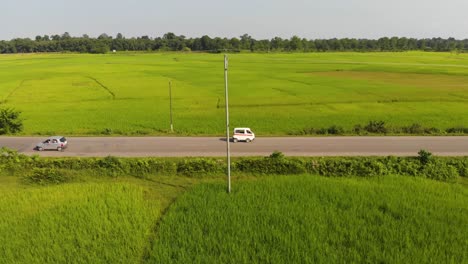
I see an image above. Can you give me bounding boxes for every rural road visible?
[0,136,467,157]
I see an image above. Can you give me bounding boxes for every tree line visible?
[1,32,468,54]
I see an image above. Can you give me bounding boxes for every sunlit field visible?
[149,175,468,263]
[1,171,467,263]
[0,52,467,135]
[0,183,159,263]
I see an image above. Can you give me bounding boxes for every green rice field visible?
[0,52,467,135]
[1,173,467,263]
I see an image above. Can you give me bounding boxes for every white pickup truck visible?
[233,127,255,143]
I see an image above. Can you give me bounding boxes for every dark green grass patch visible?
[148,175,468,264]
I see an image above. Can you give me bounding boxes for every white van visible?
[233,128,255,143]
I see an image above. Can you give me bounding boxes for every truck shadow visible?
[218,138,236,142]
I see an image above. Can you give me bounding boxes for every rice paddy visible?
[1,172,467,263]
[0,52,467,135]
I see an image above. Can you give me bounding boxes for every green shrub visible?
[403,123,423,134]
[269,151,285,159]
[384,156,420,176]
[445,158,468,177]
[0,147,31,172]
[316,125,344,135]
[421,162,459,182]
[177,159,223,176]
[99,156,121,168]
[446,127,468,134]
[97,156,124,176]
[128,159,177,175]
[353,124,364,135]
[364,120,387,134]
[402,124,440,134]
[101,128,113,135]
[0,107,23,135]
[293,127,315,135]
[234,156,306,175]
[23,168,73,185]
[418,149,432,165]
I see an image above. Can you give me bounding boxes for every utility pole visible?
[169,80,173,132]
[224,54,231,193]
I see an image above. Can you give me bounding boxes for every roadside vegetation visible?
[1,148,466,183]
[290,120,468,135]
[0,52,467,136]
[1,149,466,263]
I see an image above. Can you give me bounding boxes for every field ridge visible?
[86,76,115,99]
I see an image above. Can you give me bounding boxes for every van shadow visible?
[218,138,233,142]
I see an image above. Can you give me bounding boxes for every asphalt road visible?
[0,136,467,157]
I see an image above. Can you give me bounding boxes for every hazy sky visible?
[2,0,468,40]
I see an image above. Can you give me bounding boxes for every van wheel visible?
[233,138,238,143]
[246,138,251,143]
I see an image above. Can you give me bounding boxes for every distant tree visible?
[162,33,186,51]
[98,33,111,39]
[0,108,23,134]
[90,41,110,54]
[378,37,390,50]
[390,37,399,50]
[448,37,457,51]
[163,32,176,40]
[240,34,253,50]
[1,32,468,54]
[301,38,310,51]
[229,38,240,50]
[112,38,124,51]
[51,35,61,41]
[200,35,213,51]
[397,37,409,50]
[307,40,316,51]
[61,32,71,40]
[11,38,35,53]
[288,36,303,51]
[253,39,270,52]
[271,37,284,51]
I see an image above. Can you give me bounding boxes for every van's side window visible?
[235,130,245,134]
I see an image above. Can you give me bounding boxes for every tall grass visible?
[0,52,467,135]
[0,183,159,264]
[148,175,468,263]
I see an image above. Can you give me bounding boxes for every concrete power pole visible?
[224,55,231,193]
[169,81,173,132]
